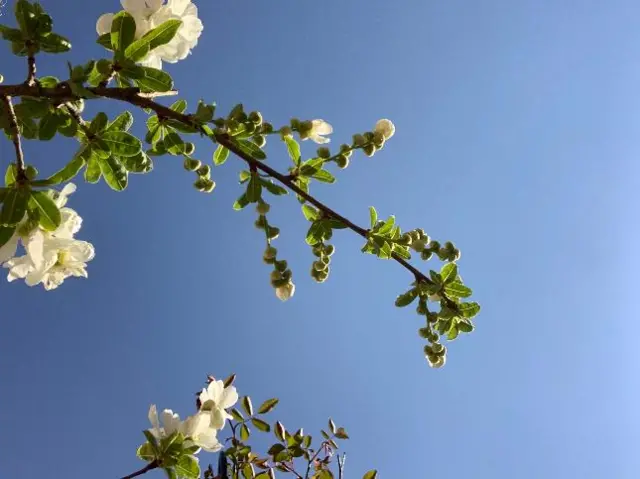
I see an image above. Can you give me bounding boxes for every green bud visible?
[272,277,289,288]
[270,270,282,282]
[254,216,267,229]
[427,331,439,342]
[339,143,352,157]
[320,255,330,265]
[261,122,274,134]
[429,355,446,369]
[274,260,288,272]
[427,312,438,324]
[400,233,413,246]
[418,327,431,339]
[256,202,271,215]
[281,269,292,281]
[213,118,226,127]
[424,344,435,356]
[452,248,461,261]
[420,250,433,261]
[264,246,278,259]
[194,178,215,193]
[244,122,257,135]
[324,244,335,256]
[317,147,331,159]
[416,300,428,315]
[311,245,323,257]
[298,120,312,134]
[249,111,263,125]
[196,165,211,178]
[267,226,280,240]
[431,342,445,354]
[280,126,293,139]
[262,254,276,265]
[373,131,386,147]
[428,241,441,252]
[352,134,366,147]
[412,239,427,253]
[336,155,349,169]
[290,118,301,129]
[183,157,201,171]
[226,119,240,131]
[416,228,426,239]
[313,260,326,272]
[363,144,376,157]
[25,165,38,180]
[252,135,267,148]
[364,131,375,142]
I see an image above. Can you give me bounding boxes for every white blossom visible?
[305,119,333,144]
[275,282,295,302]
[198,379,239,430]
[374,119,395,140]
[148,405,222,453]
[96,0,203,70]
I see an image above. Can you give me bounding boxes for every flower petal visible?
[96,13,115,35]
[0,233,19,263]
[24,229,44,269]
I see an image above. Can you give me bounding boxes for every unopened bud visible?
[264,246,277,259]
[25,165,38,180]
[339,144,352,157]
[363,144,376,157]
[420,250,433,261]
[280,126,293,139]
[324,244,335,256]
[249,111,263,125]
[317,147,331,159]
[183,157,201,171]
[290,118,301,129]
[336,155,349,169]
[373,131,386,147]
[266,226,280,240]
[270,270,282,282]
[418,327,431,339]
[253,135,267,148]
[352,134,366,147]
[313,260,326,272]
[193,177,215,193]
[312,245,323,257]
[185,142,196,155]
[196,165,211,178]
[261,122,274,134]
[411,239,427,253]
[256,202,270,215]
[274,260,288,272]
[427,312,438,324]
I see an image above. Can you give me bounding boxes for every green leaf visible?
[84,153,102,183]
[102,130,142,157]
[302,204,319,221]
[230,408,244,422]
[242,464,254,479]
[169,99,187,114]
[121,151,153,174]
[440,263,458,284]
[459,302,481,319]
[92,138,112,159]
[126,19,182,61]
[163,132,185,155]
[29,190,61,231]
[89,112,109,135]
[334,427,349,439]
[444,281,472,298]
[257,398,279,414]
[240,423,250,441]
[369,206,378,228]
[40,33,71,53]
[5,164,17,187]
[96,33,113,50]
[38,112,59,140]
[98,156,128,191]
[284,135,301,164]
[33,151,86,186]
[136,442,156,461]
[362,470,378,479]
[457,319,474,333]
[175,455,200,479]
[393,245,411,260]
[261,180,288,196]
[246,175,262,203]
[251,418,270,432]
[213,145,230,165]
[107,111,134,132]
[237,139,266,160]
[447,321,460,340]
[111,11,137,56]
[123,40,150,63]
[134,67,174,92]
[0,226,17,249]
[0,188,29,226]
[378,216,395,235]
[242,396,254,416]
[312,169,335,183]
[233,193,249,211]
[395,288,418,307]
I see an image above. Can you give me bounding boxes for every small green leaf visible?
[251,418,270,432]
[447,322,459,340]
[127,19,182,58]
[163,132,185,155]
[242,464,254,479]
[362,470,378,479]
[261,180,288,196]
[123,38,150,62]
[369,206,378,228]
[175,455,200,479]
[136,442,156,462]
[29,190,61,231]
[40,33,71,53]
[395,288,418,307]
[0,188,29,226]
[240,423,250,442]
[5,164,17,187]
[107,111,134,132]
[237,139,266,160]
[378,216,396,235]
[102,130,142,157]
[312,169,336,183]
[121,151,153,174]
[334,427,349,439]
[302,204,319,221]
[213,145,230,165]
[38,112,60,140]
[96,33,113,50]
[459,302,481,319]
[257,398,279,414]
[169,99,187,114]
[284,136,301,164]
[457,319,474,333]
[444,281,473,298]
[89,112,109,135]
[246,175,262,203]
[84,153,102,184]
[242,396,254,416]
[440,263,458,284]
[98,156,128,191]
[233,193,249,211]
[134,67,174,92]
[230,408,244,422]
[111,11,137,56]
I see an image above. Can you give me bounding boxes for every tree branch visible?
[120,460,159,479]
[0,95,27,181]
[0,82,433,285]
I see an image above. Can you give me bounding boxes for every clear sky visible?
[2,0,640,478]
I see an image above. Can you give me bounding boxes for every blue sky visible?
[2,0,640,477]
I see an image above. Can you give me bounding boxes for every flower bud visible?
[254,216,267,229]
[363,144,376,157]
[374,119,396,140]
[312,245,323,257]
[194,177,215,192]
[226,118,240,131]
[275,281,295,301]
[416,300,428,315]
[270,270,282,282]
[427,312,438,324]
[262,254,276,265]
[298,120,312,134]
[336,155,349,169]
[274,260,288,272]
[313,260,326,272]
[324,244,335,256]
[244,122,257,135]
[317,146,331,159]
[196,165,211,178]
[281,269,293,281]
[364,131,375,142]
[418,327,431,339]
[185,142,196,155]
[264,246,277,259]
[183,157,201,171]
[411,239,427,252]
[280,126,293,139]
[427,241,440,251]
[352,134,366,147]
[256,202,271,215]
[428,355,446,369]
[290,118,301,129]
[249,111,263,125]
[25,165,38,180]
[420,250,433,261]
[267,226,280,240]
[373,131,386,147]
[261,122,274,134]
[253,135,267,148]
[339,143,353,157]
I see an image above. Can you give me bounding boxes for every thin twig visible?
[0,95,27,181]
[120,460,159,479]
[26,43,37,86]
[338,453,346,479]
[0,82,433,284]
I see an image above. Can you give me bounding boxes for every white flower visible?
[304,119,333,144]
[198,379,239,430]
[275,282,295,302]
[374,119,395,140]
[96,0,203,70]
[147,405,222,453]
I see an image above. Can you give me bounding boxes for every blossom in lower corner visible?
[301,119,333,144]
[96,0,204,70]
[148,405,222,453]
[275,281,295,301]
[374,119,395,140]
[198,379,239,430]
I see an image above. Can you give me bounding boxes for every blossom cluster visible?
[147,377,238,454]
[0,184,94,290]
